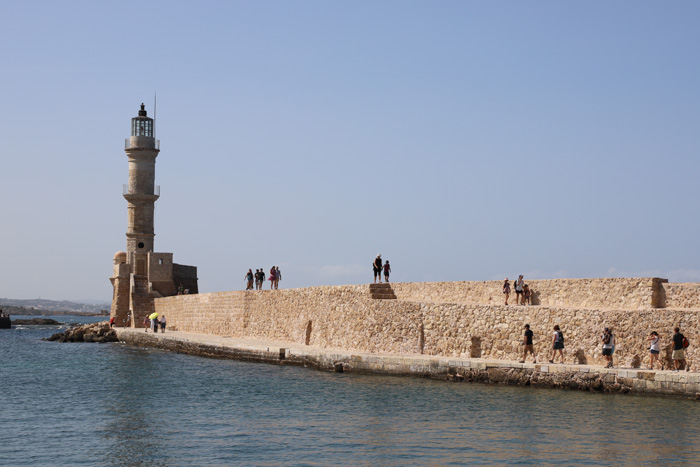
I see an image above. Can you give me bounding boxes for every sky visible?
[1,1,699,302]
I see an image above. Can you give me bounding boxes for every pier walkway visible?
[114,328,700,399]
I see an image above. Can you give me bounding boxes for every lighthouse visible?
[124,103,159,272]
[110,104,198,328]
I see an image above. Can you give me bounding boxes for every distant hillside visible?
[0,298,109,316]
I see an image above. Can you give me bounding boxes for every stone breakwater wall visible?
[116,330,700,399]
[154,279,700,368]
[391,278,668,309]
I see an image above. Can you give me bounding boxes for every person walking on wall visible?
[514,275,524,305]
[160,315,166,333]
[275,266,281,289]
[259,267,265,290]
[269,266,277,289]
[503,278,511,305]
[549,325,565,363]
[648,331,661,370]
[672,327,688,371]
[373,254,383,284]
[602,327,615,368]
[245,269,254,290]
[520,324,536,363]
[383,260,391,283]
[254,269,260,290]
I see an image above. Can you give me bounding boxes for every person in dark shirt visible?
[672,327,688,371]
[520,324,536,363]
[373,254,383,284]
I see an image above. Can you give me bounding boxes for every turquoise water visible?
[2,316,700,466]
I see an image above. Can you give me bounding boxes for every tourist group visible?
[245,266,282,290]
[502,275,532,305]
[143,314,167,333]
[519,324,691,372]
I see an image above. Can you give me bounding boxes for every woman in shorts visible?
[549,325,564,363]
[648,331,661,369]
[502,278,511,305]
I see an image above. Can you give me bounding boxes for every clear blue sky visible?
[1,1,699,302]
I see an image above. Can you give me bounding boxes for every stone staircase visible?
[369,283,397,300]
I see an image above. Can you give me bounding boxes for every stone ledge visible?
[114,329,700,400]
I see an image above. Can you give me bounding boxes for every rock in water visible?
[12,318,62,325]
[45,322,118,343]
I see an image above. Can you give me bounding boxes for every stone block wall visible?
[391,278,666,309]
[662,283,700,309]
[154,280,700,368]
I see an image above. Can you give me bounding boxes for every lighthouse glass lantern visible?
[131,103,153,137]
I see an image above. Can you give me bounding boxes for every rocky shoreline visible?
[45,322,118,343]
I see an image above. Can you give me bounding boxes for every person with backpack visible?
[549,325,565,364]
[373,254,383,284]
[514,275,524,305]
[602,327,615,368]
[672,327,689,371]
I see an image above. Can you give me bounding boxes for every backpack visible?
[603,333,611,345]
[556,330,564,344]
[683,337,690,349]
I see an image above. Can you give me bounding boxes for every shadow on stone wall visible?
[305,320,312,345]
[573,349,587,365]
[470,337,482,358]
[531,291,541,306]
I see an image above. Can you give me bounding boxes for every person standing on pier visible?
[648,331,661,370]
[602,327,615,368]
[672,327,688,371]
[160,315,167,333]
[373,254,383,283]
[514,275,524,305]
[520,324,536,363]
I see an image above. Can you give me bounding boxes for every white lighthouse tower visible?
[110,104,198,328]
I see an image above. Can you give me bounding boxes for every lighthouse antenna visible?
[153,92,157,138]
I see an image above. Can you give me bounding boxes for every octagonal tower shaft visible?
[123,104,160,271]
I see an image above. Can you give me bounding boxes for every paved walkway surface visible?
[114,327,690,377]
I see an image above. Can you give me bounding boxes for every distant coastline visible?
[0,298,109,316]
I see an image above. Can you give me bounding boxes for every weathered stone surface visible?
[45,322,118,343]
[151,280,700,369]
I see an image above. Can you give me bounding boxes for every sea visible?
[2,315,700,466]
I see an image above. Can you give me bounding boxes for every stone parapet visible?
[391,278,667,309]
[662,283,700,309]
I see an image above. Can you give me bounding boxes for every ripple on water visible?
[2,324,700,466]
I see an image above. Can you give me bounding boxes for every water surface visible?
[2,316,699,466]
